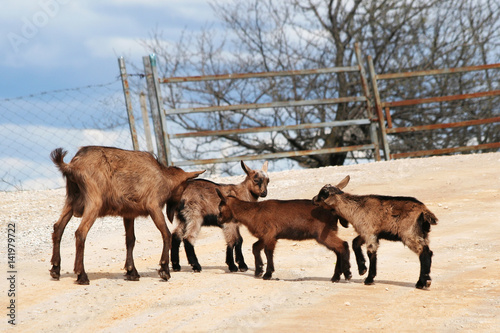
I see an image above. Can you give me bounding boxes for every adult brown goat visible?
[171,161,269,273]
[312,176,438,289]
[50,146,204,285]
[215,178,351,282]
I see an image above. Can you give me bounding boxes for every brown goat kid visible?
[312,176,438,289]
[171,161,269,273]
[216,179,351,282]
[50,146,204,285]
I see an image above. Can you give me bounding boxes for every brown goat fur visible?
[216,179,351,282]
[312,175,438,289]
[49,146,204,285]
[171,160,269,272]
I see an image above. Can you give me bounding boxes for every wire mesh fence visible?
[0,78,147,191]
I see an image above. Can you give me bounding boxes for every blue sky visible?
[1,0,217,98]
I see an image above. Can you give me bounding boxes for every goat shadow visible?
[52,270,163,283]
[348,278,417,289]
[255,276,417,288]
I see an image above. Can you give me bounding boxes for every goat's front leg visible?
[252,239,265,277]
[123,218,140,281]
[263,240,276,280]
[352,235,367,275]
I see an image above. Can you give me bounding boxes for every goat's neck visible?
[228,199,258,229]
[232,178,256,201]
[335,194,364,226]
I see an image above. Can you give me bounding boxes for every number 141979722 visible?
[7,223,16,270]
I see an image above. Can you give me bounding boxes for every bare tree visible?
[140,0,500,170]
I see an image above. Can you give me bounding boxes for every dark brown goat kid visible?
[171,161,269,273]
[215,177,351,282]
[50,146,204,285]
[312,176,438,289]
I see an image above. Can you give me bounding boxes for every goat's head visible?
[312,175,350,209]
[241,160,269,199]
[215,188,234,225]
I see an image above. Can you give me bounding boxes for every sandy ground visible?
[1,152,499,332]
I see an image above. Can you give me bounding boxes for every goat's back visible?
[56,146,181,218]
[341,194,437,234]
[230,198,339,240]
[177,178,253,219]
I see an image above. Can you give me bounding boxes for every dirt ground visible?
[1,152,499,332]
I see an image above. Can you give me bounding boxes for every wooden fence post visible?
[142,55,170,165]
[118,57,139,150]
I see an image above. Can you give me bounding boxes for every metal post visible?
[143,55,167,164]
[118,57,139,150]
[139,92,154,153]
[367,56,391,160]
[354,43,381,161]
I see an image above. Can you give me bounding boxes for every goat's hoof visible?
[255,269,263,277]
[172,263,181,272]
[331,275,341,283]
[50,266,61,280]
[125,270,140,281]
[358,265,367,276]
[228,264,238,273]
[416,279,431,289]
[263,273,272,280]
[238,263,248,272]
[344,272,352,281]
[159,269,171,281]
[76,274,90,285]
[191,264,202,273]
[364,277,374,285]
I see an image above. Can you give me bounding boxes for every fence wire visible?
[0,78,146,191]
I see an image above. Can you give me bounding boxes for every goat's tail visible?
[50,148,70,176]
[418,210,438,233]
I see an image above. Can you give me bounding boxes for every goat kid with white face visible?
[312,175,437,289]
[170,160,269,273]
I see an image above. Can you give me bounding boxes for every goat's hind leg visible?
[262,240,276,280]
[123,218,140,281]
[149,208,172,281]
[364,250,377,285]
[318,233,351,282]
[171,232,182,271]
[416,245,433,289]
[252,239,265,277]
[183,239,202,272]
[50,203,73,280]
[352,235,367,275]
[74,210,99,285]
[223,224,248,272]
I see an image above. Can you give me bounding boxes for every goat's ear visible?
[215,188,226,203]
[241,160,251,176]
[261,161,268,173]
[187,170,205,180]
[336,175,350,190]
